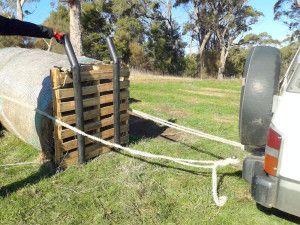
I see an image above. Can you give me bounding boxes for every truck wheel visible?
[239,46,281,147]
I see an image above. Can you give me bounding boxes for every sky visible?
[24,0,291,50]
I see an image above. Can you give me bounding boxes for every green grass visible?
[0,78,299,224]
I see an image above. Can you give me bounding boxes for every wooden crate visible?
[51,64,130,167]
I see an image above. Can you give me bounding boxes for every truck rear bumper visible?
[243,156,300,217]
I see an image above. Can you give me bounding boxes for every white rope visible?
[0,95,240,207]
[131,109,245,150]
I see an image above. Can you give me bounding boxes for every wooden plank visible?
[61,71,113,84]
[60,90,129,112]
[58,80,129,99]
[51,68,63,165]
[63,134,129,166]
[60,113,129,139]
[61,125,129,152]
[60,102,128,124]
[92,64,113,71]
[93,64,129,78]
[59,66,129,84]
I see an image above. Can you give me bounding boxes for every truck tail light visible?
[264,127,282,176]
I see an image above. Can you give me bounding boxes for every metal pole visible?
[63,35,85,164]
[106,37,121,144]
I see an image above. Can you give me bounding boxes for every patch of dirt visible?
[160,128,184,142]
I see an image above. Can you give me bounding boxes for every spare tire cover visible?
[239,46,281,147]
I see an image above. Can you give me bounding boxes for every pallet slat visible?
[60,102,129,124]
[62,125,129,152]
[59,90,129,112]
[58,80,130,99]
[60,67,130,84]
[63,135,129,166]
[60,114,129,139]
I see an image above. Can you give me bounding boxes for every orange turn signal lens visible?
[264,154,278,176]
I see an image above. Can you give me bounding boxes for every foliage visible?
[225,47,248,78]
[280,40,299,76]
[239,32,281,47]
[114,16,145,63]
[81,2,111,60]
[129,41,149,69]
[274,0,300,40]
[0,35,25,48]
[183,54,198,77]
[147,19,186,74]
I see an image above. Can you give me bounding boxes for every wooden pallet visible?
[51,64,130,167]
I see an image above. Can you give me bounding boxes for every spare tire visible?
[239,46,281,147]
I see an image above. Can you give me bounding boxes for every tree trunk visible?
[217,45,228,79]
[69,0,83,56]
[198,31,212,79]
[16,0,24,21]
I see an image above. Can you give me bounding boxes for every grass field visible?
[0,75,299,224]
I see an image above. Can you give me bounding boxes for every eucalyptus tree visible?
[274,0,300,40]
[208,0,262,79]
[175,0,214,78]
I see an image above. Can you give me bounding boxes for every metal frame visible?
[62,35,85,164]
[106,37,121,144]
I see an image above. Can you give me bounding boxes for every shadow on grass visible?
[129,114,168,142]
[256,203,300,223]
[0,123,4,137]
[0,161,56,198]
[129,98,142,104]
[129,114,225,160]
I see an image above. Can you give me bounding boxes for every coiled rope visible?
[0,95,240,207]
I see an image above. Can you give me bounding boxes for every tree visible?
[109,0,159,66]
[68,0,83,56]
[274,0,300,40]
[16,0,25,20]
[175,0,214,78]
[147,17,185,74]
[81,1,111,60]
[208,0,262,79]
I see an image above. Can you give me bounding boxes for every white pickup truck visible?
[240,46,300,217]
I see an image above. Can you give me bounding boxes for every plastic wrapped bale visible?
[0,47,98,159]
